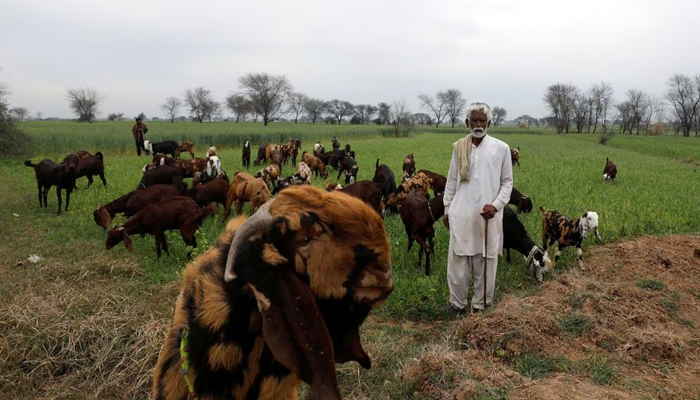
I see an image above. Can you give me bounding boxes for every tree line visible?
[541,73,700,137]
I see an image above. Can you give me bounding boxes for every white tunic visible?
[443,135,513,258]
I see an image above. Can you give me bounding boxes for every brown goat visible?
[402,153,416,178]
[177,140,195,158]
[24,154,80,215]
[332,180,383,216]
[255,163,281,188]
[302,151,329,179]
[151,186,393,400]
[186,177,229,209]
[400,189,445,276]
[68,150,106,188]
[382,171,432,210]
[603,157,617,182]
[93,184,181,229]
[152,153,208,178]
[106,196,216,258]
[510,147,520,167]
[223,171,272,218]
[373,159,398,213]
[137,164,185,191]
[253,143,267,165]
[416,169,446,196]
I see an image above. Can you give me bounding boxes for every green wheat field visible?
[1,121,699,399]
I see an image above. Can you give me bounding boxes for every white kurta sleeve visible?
[491,144,513,211]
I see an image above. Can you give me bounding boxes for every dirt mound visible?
[404,235,700,399]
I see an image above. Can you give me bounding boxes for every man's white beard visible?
[471,128,486,138]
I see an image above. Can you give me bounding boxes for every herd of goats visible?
[21,136,617,400]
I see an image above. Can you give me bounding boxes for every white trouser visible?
[447,251,498,311]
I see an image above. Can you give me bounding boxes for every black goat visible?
[144,140,179,158]
[336,155,358,184]
[68,150,106,188]
[137,164,185,191]
[24,154,80,215]
[509,187,533,214]
[373,158,398,214]
[242,140,251,169]
[503,206,551,283]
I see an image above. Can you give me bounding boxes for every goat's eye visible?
[300,236,312,246]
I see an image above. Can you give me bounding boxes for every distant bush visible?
[0,98,30,156]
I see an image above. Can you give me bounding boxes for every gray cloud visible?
[2,0,699,120]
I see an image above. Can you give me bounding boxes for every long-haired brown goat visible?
[151,185,393,400]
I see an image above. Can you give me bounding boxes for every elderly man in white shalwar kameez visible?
[442,102,513,314]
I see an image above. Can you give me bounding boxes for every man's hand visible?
[480,204,497,220]
[442,214,450,229]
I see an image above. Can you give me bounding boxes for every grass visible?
[557,314,591,337]
[2,121,700,398]
[635,278,666,291]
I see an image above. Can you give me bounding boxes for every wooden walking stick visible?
[483,218,488,311]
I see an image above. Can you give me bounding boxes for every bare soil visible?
[402,235,700,400]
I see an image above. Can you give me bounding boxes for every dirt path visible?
[405,235,700,399]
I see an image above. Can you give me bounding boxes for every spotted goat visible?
[539,206,601,268]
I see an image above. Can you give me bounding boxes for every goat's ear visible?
[225,207,342,400]
[99,207,111,230]
[122,231,133,253]
[516,201,523,214]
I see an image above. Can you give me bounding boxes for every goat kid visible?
[144,140,180,158]
[106,196,216,259]
[177,140,195,158]
[510,147,520,167]
[24,154,80,215]
[68,150,106,188]
[151,186,393,400]
[539,206,601,268]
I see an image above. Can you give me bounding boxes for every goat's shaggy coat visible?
[152,186,393,400]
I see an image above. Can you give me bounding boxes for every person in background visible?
[442,102,513,314]
[132,117,149,156]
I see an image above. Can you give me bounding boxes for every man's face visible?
[466,110,490,138]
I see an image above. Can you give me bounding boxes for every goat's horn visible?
[224,200,274,282]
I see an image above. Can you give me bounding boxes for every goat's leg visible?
[555,243,564,263]
[576,246,584,269]
[86,175,94,187]
[41,185,49,207]
[65,188,72,211]
[506,248,512,263]
[414,236,432,276]
[56,188,62,215]
[236,200,243,216]
[36,183,42,206]
[99,172,107,186]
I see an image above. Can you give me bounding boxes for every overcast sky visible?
[2,0,699,121]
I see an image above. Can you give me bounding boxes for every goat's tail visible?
[24,160,36,168]
[96,151,104,161]
[538,206,546,215]
[375,158,380,170]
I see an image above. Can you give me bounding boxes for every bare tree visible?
[160,97,182,123]
[354,104,377,124]
[441,89,466,128]
[184,87,214,123]
[572,89,589,133]
[492,106,507,126]
[66,87,102,123]
[377,102,391,124]
[543,83,577,133]
[11,107,28,121]
[665,73,700,137]
[204,100,221,123]
[625,89,648,135]
[417,93,448,127]
[286,92,309,123]
[589,82,614,133]
[35,111,43,121]
[107,112,124,121]
[225,94,252,123]
[304,98,326,124]
[389,100,414,137]
[238,73,292,126]
[326,99,355,124]
[615,101,634,134]
[412,112,433,125]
